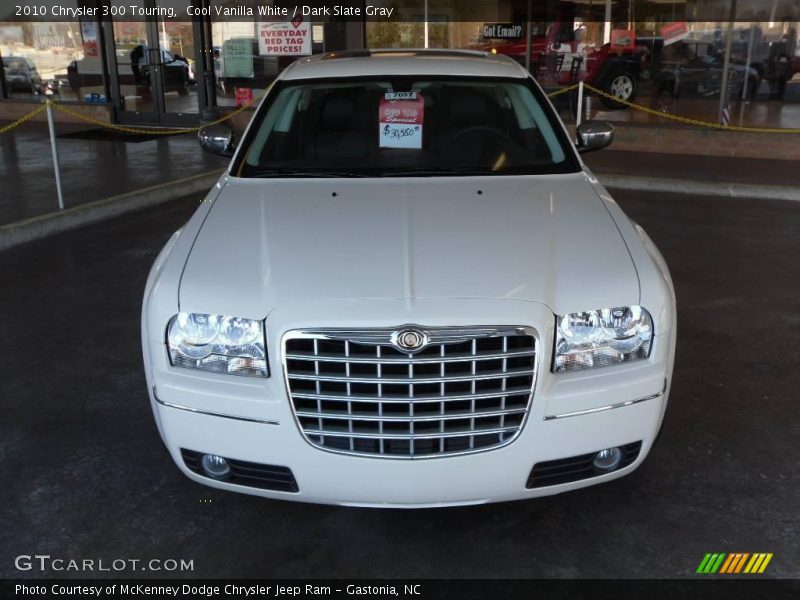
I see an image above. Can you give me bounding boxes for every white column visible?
[424,0,429,48]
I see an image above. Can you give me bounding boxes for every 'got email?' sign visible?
[379,92,424,149]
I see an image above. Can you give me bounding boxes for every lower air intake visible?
[181,449,299,493]
[526,442,642,488]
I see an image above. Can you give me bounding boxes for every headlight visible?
[167,313,268,377]
[554,306,653,373]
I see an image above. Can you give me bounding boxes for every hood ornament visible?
[391,328,428,353]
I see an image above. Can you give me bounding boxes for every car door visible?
[691,43,725,96]
[27,59,41,88]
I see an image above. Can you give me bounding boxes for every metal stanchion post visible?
[576,81,585,131]
[45,100,64,210]
[717,0,737,124]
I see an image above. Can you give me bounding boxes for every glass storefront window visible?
[110,18,198,116]
[210,16,325,108]
[0,0,796,133]
[365,1,800,133]
[0,20,95,102]
[211,20,271,108]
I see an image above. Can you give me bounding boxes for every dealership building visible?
[0,0,798,144]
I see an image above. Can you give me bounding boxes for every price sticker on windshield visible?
[379,92,424,149]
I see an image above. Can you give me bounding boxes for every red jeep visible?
[477,22,647,109]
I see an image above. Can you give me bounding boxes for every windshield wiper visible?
[247,169,367,178]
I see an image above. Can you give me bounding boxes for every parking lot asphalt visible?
[1,189,798,579]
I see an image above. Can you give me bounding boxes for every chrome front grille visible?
[282,326,537,459]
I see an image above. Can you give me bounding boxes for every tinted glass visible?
[236,76,577,177]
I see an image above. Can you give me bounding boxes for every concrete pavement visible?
[0,190,798,579]
[0,122,227,225]
[583,150,800,189]
[1,122,799,252]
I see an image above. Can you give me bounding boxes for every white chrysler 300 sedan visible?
[142,49,676,507]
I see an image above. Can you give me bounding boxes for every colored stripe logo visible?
[696,553,773,574]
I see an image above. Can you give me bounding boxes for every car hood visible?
[178,174,639,318]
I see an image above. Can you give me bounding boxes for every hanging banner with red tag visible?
[610,29,636,51]
[235,87,254,107]
[258,18,312,56]
[660,22,690,47]
[80,21,99,57]
[379,92,424,149]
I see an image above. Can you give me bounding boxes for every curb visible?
[1,169,797,252]
[596,173,800,202]
[0,170,225,252]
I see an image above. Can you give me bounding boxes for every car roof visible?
[280,49,529,81]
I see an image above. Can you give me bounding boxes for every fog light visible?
[593,447,623,472]
[200,454,231,479]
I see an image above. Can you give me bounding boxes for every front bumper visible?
[144,299,674,507]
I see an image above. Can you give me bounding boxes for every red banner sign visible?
[235,87,254,107]
[661,22,690,46]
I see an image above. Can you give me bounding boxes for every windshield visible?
[4,58,27,71]
[234,76,578,177]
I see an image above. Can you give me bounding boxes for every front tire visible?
[177,70,190,96]
[600,70,637,109]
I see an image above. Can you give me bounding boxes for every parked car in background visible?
[477,22,648,109]
[143,49,676,507]
[2,56,42,95]
[134,46,192,95]
[648,40,759,110]
[67,46,192,97]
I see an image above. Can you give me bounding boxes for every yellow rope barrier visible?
[0,103,48,134]
[546,84,580,98]
[50,94,262,135]
[2,82,798,136]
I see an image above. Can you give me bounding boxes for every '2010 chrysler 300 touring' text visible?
[142,49,676,507]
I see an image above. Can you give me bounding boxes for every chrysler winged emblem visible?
[392,328,428,353]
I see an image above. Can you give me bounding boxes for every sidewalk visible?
[584,150,800,202]
[1,120,798,251]
[0,122,227,226]
[583,150,800,189]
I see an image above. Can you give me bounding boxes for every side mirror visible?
[198,125,235,156]
[576,121,615,153]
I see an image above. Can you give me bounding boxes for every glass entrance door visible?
[111,1,201,126]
